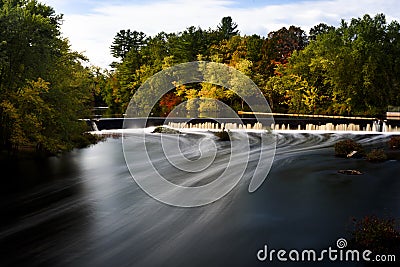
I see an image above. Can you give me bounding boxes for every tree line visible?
[1,0,399,155]
[104,14,400,117]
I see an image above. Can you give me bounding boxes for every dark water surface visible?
[1,132,399,267]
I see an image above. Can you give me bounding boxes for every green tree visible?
[275,14,400,116]
[168,26,210,63]
[309,23,335,41]
[217,16,239,41]
[0,0,96,154]
[141,32,170,69]
[110,29,147,60]
[265,72,314,113]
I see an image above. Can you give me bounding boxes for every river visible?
[1,131,399,266]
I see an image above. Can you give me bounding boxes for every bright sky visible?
[41,0,400,69]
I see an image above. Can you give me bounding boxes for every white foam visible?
[272,129,400,135]
[88,127,400,136]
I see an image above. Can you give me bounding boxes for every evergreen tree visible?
[217,16,239,41]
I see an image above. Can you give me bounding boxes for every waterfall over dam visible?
[86,117,400,133]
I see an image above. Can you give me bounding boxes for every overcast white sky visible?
[41,0,400,69]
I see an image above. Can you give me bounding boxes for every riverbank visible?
[0,132,105,160]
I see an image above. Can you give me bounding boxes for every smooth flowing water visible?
[1,132,399,267]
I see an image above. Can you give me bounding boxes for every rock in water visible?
[152,126,181,134]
